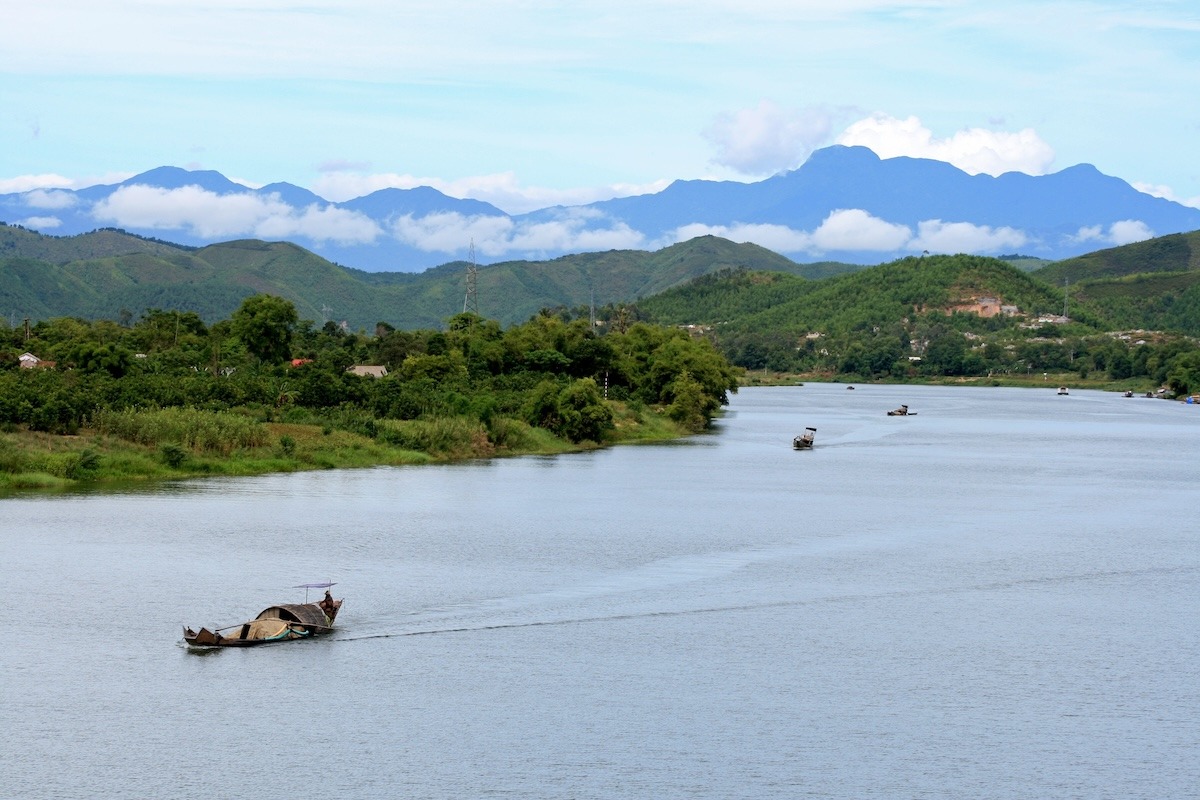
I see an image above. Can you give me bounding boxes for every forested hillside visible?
[633,254,1200,392]
[0,224,815,329]
[1030,231,1200,335]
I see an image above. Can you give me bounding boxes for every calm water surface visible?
[3,384,1198,799]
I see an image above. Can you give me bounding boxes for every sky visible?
[3,0,1200,223]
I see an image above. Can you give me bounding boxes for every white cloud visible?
[670,210,1027,259]
[19,216,63,229]
[811,209,912,251]
[1133,181,1200,209]
[682,209,913,254]
[90,184,382,244]
[391,213,515,255]
[704,102,838,176]
[911,220,1027,254]
[1107,220,1154,245]
[22,189,78,209]
[670,222,813,253]
[1,172,133,194]
[837,113,1056,177]
[313,170,670,215]
[1071,220,1154,247]
[1,174,75,193]
[254,203,383,245]
[390,210,645,257]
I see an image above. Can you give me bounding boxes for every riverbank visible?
[0,402,689,495]
[739,369,1162,394]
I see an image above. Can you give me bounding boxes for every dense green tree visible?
[230,294,298,365]
[66,341,134,378]
[554,378,613,443]
[1166,351,1200,396]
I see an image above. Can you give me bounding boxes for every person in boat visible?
[319,589,335,618]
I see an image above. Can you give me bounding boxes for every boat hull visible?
[184,599,341,648]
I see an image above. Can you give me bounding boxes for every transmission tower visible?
[463,240,479,315]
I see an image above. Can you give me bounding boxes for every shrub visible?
[160,443,188,468]
[93,407,269,454]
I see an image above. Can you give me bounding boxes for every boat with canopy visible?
[183,582,342,648]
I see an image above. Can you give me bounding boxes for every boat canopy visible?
[256,603,331,627]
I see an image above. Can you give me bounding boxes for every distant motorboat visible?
[1058,386,1069,395]
[793,427,816,450]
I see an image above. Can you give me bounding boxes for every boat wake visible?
[333,563,1197,644]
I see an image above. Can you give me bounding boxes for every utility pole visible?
[463,240,479,316]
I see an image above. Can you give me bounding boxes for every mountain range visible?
[5,146,1199,272]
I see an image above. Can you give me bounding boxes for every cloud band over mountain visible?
[4,145,1196,272]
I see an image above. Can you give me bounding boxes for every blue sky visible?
[3,0,1199,222]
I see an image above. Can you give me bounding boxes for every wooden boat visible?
[793,427,816,449]
[886,404,914,416]
[184,583,342,648]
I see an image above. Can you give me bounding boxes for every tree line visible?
[0,295,742,443]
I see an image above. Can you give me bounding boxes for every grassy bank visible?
[0,402,691,495]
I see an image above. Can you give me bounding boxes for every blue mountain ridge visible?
[3,145,1198,272]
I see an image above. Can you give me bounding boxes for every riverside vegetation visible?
[0,296,741,492]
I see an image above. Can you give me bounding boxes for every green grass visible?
[0,400,697,496]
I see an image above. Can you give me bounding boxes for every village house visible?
[18,352,56,369]
[347,365,388,378]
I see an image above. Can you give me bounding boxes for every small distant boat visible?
[846,386,855,390]
[1058,386,1069,395]
[793,427,816,450]
[886,404,915,416]
[184,582,342,648]
[1123,390,1134,398]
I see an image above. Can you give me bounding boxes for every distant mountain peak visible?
[121,166,247,193]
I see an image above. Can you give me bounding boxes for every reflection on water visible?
[3,384,1199,800]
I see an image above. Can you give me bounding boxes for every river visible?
[3,383,1198,799]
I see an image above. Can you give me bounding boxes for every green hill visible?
[1034,231,1200,284]
[1030,231,1200,335]
[641,253,1090,336]
[0,224,191,263]
[0,227,805,329]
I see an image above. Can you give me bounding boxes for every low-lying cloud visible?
[1073,220,1155,247]
[392,209,645,257]
[54,181,1146,265]
[18,215,63,229]
[22,189,78,210]
[671,209,1025,258]
[91,184,382,244]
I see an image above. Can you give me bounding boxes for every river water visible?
[2,384,1198,799]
